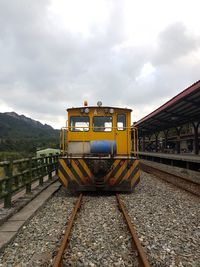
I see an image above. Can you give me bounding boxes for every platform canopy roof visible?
[135,80,200,134]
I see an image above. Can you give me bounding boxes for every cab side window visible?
[117,114,126,130]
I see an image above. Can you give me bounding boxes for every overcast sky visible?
[0,0,200,128]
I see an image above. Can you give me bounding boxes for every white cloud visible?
[0,0,200,128]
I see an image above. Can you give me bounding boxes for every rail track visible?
[140,162,200,198]
[53,193,150,267]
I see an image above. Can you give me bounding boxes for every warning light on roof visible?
[84,100,88,106]
[97,101,102,107]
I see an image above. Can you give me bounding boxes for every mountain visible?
[0,112,59,158]
[0,112,56,137]
[4,112,53,130]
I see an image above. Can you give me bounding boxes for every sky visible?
[0,0,200,129]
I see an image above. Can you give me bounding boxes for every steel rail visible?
[116,194,151,267]
[53,193,83,267]
[140,163,200,198]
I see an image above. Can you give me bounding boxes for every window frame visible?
[69,116,90,132]
[93,116,113,132]
[117,114,126,131]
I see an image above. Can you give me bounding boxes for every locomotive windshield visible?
[93,116,112,132]
[70,116,89,131]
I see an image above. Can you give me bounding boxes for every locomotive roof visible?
[67,106,132,112]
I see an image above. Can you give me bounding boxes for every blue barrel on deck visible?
[90,140,117,154]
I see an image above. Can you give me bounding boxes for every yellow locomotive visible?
[59,101,140,192]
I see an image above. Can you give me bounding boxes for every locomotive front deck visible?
[58,155,140,192]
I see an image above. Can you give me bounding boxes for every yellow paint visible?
[65,107,132,155]
[60,159,77,183]
[71,160,86,184]
[58,170,68,187]
[105,159,121,181]
[123,160,139,181]
[131,170,140,188]
[114,161,127,179]
[78,159,93,178]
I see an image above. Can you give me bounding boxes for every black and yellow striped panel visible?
[58,159,74,188]
[131,168,140,188]
[58,169,68,188]
[106,159,140,187]
[58,158,140,190]
[105,159,122,182]
[126,159,140,188]
[58,158,94,188]
[77,159,94,183]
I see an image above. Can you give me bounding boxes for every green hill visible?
[0,112,59,160]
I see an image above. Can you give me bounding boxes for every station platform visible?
[138,152,200,171]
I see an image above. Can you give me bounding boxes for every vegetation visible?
[0,112,59,161]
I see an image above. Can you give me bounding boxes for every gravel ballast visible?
[62,194,138,267]
[122,172,200,267]
[0,188,77,267]
[0,169,199,267]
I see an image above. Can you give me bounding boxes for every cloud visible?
[152,22,200,65]
[0,1,200,128]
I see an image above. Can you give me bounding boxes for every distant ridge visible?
[4,112,54,130]
[0,112,59,157]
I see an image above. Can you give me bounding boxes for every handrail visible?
[0,154,59,208]
[60,126,138,156]
[132,127,138,157]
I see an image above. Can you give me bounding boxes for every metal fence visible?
[0,154,59,208]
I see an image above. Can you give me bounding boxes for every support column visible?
[138,137,141,151]
[142,136,145,151]
[176,127,182,154]
[155,132,159,152]
[163,130,169,152]
[148,135,151,151]
[192,122,200,155]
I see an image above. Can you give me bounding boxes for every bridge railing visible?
[0,154,59,208]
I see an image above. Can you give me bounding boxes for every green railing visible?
[0,154,59,208]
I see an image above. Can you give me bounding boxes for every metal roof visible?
[135,80,200,134]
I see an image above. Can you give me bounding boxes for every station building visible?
[135,80,200,170]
